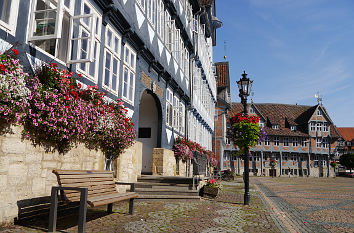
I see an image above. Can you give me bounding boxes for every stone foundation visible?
[152,148,176,176]
[115,141,142,192]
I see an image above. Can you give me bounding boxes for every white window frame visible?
[264,136,270,146]
[293,137,298,147]
[272,124,279,129]
[301,138,307,147]
[323,122,329,132]
[323,138,329,148]
[166,88,173,127]
[28,0,64,41]
[0,0,20,35]
[122,44,136,104]
[102,25,121,94]
[310,122,316,131]
[165,13,174,52]
[274,137,279,146]
[74,1,102,81]
[316,122,322,132]
[173,95,179,130]
[179,101,185,134]
[291,125,296,131]
[283,137,289,147]
[157,0,164,41]
[316,138,322,148]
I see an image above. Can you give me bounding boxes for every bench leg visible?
[48,187,58,232]
[78,189,88,233]
[107,203,113,214]
[129,198,134,215]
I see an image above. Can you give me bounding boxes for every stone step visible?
[135,187,197,192]
[137,176,195,185]
[135,182,192,188]
[135,189,199,196]
[135,194,201,200]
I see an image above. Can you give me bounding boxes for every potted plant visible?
[203,178,220,197]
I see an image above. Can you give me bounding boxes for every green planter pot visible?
[203,186,219,197]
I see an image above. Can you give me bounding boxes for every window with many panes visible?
[178,101,185,134]
[264,136,270,146]
[274,137,279,146]
[166,89,173,127]
[157,0,164,40]
[173,96,179,129]
[323,122,329,132]
[28,0,98,66]
[310,122,316,131]
[0,0,19,34]
[122,44,136,103]
[165,11,174,52]
[323,137,328,148]
[316,138,322,148]
[316,122,322,132]
[283,137,289,146]
[102,25,121,93]
[292,137,298,147]
[301,138,307,147]
[76,1,101,80]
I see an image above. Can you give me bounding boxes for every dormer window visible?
[272,124,279,129]
[291,126,296,131]
[249,107,255,114]
[317,109,322,116]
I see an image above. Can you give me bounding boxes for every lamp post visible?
[237,71,253,205]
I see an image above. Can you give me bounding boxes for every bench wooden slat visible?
[59,180,115,188]
[56,173,114,179]
[53,170,113,175]
[89,193,138,207]
[65,191,119,202]
[59,177,114,184]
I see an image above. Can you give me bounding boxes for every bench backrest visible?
[52,170,117,202]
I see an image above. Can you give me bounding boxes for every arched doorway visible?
[138,90,162,174]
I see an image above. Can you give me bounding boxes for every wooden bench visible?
[48,170,138,233]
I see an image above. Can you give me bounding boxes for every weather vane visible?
[315,92,322,105]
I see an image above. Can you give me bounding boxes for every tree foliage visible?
[339,153,354,170]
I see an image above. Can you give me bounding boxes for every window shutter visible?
[67,13,96,63]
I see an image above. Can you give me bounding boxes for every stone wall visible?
[152,148,176,176]
[0,126,142,224]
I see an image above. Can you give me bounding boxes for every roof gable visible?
[337,127,354,141]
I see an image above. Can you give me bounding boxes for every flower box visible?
[203,186,219,197]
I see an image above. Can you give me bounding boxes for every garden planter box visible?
[203,186,219,197]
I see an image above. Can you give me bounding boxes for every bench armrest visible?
[115,182,135,192]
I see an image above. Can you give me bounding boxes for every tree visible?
[339,153,354,173]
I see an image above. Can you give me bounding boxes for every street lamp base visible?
[244,192,250,205]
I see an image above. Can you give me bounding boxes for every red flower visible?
[78,74,82,77]
[131,122,135,126]
[0,64,5,71]
[12,49,19,55]
[65,106,69,109]
[80,91,83,95]
[51,63,57,67]
[78,83,82,88]
[70,85,73,89]
[65,96,69,100]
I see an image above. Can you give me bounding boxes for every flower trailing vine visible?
[227,113,266,152]
[1,48,135,157]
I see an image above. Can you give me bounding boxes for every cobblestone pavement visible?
[253,177,354,233]
[0,180,280,233]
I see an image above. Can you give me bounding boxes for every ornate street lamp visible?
[237,71,253,205]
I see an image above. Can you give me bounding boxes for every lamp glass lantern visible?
[237,71,253,98]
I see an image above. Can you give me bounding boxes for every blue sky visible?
[213,0,354,127]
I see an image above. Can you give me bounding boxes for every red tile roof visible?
[337,127,354,141]
[229,103,339,138]
[215,62,230,92]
